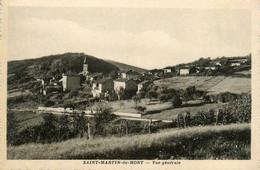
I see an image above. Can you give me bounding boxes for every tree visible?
[7,112,17,145]
[91,104,117,136]
[44,100,55,107]
[117,87,125,100]
[172,94,182,108]
[132,95,142,108]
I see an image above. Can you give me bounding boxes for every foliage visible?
[135,106,147,112]
[132,95,142,108]
[91,104,117,136]
[44,100,55,107]
[171,95,182,108]
[7,124,251,159]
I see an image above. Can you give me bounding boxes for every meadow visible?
[7,123,250,160]
[153,76,251,94]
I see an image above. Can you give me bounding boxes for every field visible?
[207,77,251,95]
[153,76,251,94]
[143,102,223,120]
[8,110,44,132]
[107,99,172,114]
[7,123,250,159]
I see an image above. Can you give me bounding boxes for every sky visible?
[8,7,251,69]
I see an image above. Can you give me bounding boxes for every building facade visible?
[60,75,81,91]
[92,78,114,97]
[114,78,137,92]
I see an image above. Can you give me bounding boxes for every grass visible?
[7,123,250,160]
[143,102,222,120]
[154,76,250,94]
[154,76,226,91]
[207,77,251,95]
[8,110,44,132]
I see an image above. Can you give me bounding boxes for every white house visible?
[114,78,137,93]
[92,78,114,97]
[179,68,189,75]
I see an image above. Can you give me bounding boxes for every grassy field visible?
[207,77,251,95]
[154,76,250,94]
[143,102,223,120]
[7,123,250,159]
[107,99,172,113]
[154,76,226,91]
[8,110,44,132]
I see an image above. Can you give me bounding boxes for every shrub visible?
[172,95,182,108]
[135,106,147,112]
[44,100,55,107]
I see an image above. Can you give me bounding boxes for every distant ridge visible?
[105,60,147,73]
[7,53,147,90]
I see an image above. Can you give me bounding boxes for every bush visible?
[135,106,147,112]
[172,95,182,108]
[44,100,55,107]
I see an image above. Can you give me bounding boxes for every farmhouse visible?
[121,70,142,80]
[179,68,190,75]
[92,78,114,97]
[204,64,216,70]
[163,68,172,74]
[114,78,137,93]
[59,74,81,91]
[87,73,103,82]
[137,81,152,93]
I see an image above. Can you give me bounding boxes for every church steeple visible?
[84,56,87,64]
[83,56,88,76]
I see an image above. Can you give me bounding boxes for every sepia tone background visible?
[1,0,260,169]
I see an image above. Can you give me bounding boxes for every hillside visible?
[154,76,251,94]
[7,123,250,159]
[106,60,147,73]
[7,53,145,90]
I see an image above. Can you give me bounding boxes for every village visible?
[36,55,251,116]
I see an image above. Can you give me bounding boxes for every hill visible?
[7,52,146,90]
[106,60,147,73]
[7,123,250,159]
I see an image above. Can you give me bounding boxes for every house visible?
[121,70,142,80]
[114,78,137,93]
[204,64,216,70]
[59,74,81,91]
[86,73,103,82]
[92,78,114,97]
[163,68,172,74]
[179,68,190,75]
[230,62,241,66]
[137,81,152,93]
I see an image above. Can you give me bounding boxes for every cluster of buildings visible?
[40,57,152,99]
[162,57,249,76]
[39,56,249,98]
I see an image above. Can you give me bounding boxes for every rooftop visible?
[95,77,112,84]
[114,78,133,82]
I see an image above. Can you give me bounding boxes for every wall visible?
[180,69,189,75]
[114,81,126,92]
[63,76,81,91]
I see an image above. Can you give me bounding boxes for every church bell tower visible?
[83,56,89,76]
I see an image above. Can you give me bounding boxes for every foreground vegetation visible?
[8,123,250,159]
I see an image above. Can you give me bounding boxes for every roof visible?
[121,70,141,75]
[138,80,151,85]
[114,78,134,82]
[95,78,112,84]
[179,67,190,70]
[89,72,102,77]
